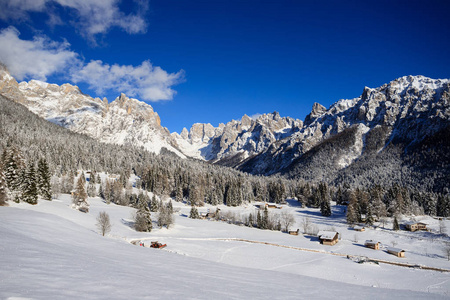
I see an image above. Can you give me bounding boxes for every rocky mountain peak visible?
[304,102,326,126]
[0,68,183,156]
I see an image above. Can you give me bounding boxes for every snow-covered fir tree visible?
[37,158,52,201]
[189,205,199,219]
[0,164,8,206]
[87,179,97,197]
[3,146,25,203]
[22,163,38,205]
[72,175,89,212]
[134,195,152,232]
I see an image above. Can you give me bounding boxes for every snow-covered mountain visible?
[0,65,303,164]
[172,112,302,165]
[239,75,450,191]
[0,66,184,157]
[1,64,449,190]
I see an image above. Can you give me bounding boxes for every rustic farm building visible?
[354,226,365,232]
[364,240,380,250]
[289,229,299,235]
[405,222,427,232]
[318,231,339,246]
[255,203,268,209]
[387,247,405,257]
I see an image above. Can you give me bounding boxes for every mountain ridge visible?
[1,66,449,191]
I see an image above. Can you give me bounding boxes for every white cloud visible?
[249,113,262,120]
[0,0,48,21]
[0,27,78,81]
[0,0,148,40]
[72,60,185,101]
[0,27,184,101]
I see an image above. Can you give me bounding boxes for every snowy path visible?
[131,236,450,273]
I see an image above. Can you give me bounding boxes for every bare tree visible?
[444,242,450,261]
[301,217,311,234]
[439,220,446,235]
[380,217,387,229]
[96,211,111,236]
[280,210,296,232]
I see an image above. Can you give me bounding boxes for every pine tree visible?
[437,194,450,217]
[189,205,199,219]
[150,195,159,212]
[99,180,105,201]
[256,210,262,228]
[4,146,25,203]
[134,193,152,232]
[346,190,359,224]
[320,199,332,217]
[248,213,254,227]
[393,216,400,231]
[262,206,269,229]
[365,206,374,226]
[167,200,173,214]
[157,202,174,229]
[175,184,183,202]
[135,208,152,232]
[37,158,52,201]
[87,179,97,197]
[72,175,89,212]
[22,163,38,205]
[0,165,8,206]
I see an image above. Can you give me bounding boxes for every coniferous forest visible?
[1,93,449,223]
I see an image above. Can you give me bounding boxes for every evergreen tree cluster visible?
[1,145,52,205]
[1,92,449,221]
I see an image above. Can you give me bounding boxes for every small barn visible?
[256,203,268,209]
[318,231,339,246]
[364,240,380,250]
[387,247,405,257]
[405,222,427,232]
[289,229,299,235]
[354,225,365,232]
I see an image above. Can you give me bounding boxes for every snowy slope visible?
[1,196,450,299]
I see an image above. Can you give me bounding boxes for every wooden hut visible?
[364,240,380,250]
[256,203,268,209]
[354,225,365,232]
[318,231,339,246]
[405,222,427,232]
[289,229,299,235]
[387,247,405,257]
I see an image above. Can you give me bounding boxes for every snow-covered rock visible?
[0,67,184,157]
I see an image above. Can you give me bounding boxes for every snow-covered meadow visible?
[1,195,450,299]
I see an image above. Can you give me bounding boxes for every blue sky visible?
[0,0,449,133]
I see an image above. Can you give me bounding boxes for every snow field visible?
[1,195,450,299]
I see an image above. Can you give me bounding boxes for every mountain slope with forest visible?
[1,65,449,193]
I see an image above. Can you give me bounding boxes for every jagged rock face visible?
[304,102,326,126]
[239,75,450,186]
[0,65,25,103]
[0,68,183,157]
[173,112,302,164]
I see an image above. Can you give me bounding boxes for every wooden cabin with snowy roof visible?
[318,231,339,246]
[364,240,380,250]
[405,222,427,232]
[387,247,405,257]
[354,225,365,232]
